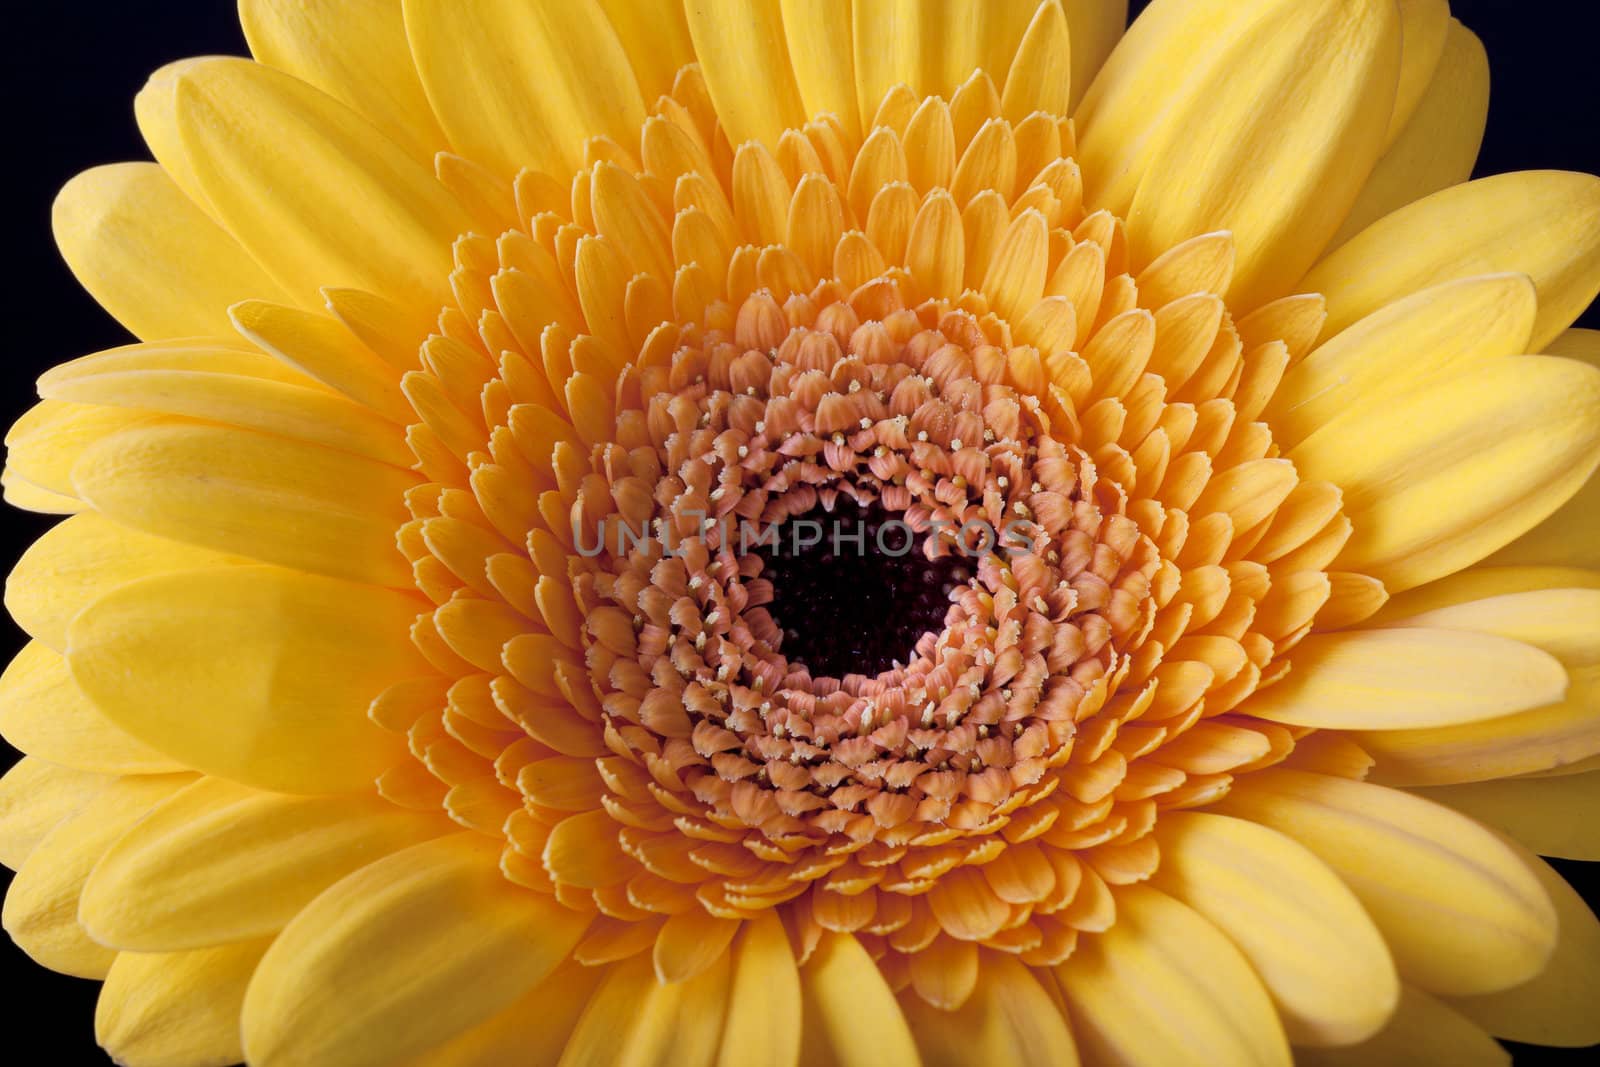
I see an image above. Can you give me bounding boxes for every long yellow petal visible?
[1382,0,1451,147]
[555,953,733,1067]
[780,0,860,144]
[1075,0,1251,212]
[239,0,446,161]
[403,0,645,178]
[52,163,291,341]
[1,775,192,978]
[595,0,696,103]
[1054,885,1289,1066]
[230,300,415,424]
[1296,985,1508,1067]
[1446,840,1600,1048]
[852,1,1036,124]
[1001,1,1074,123]
[1152,812,1398,1046]
[1288,355,1600,591]
[1374,565,1600,622]
[5,512,242,652]
[3,401,157,500]
[1266,273,1535,448]
[1488,329,1600,569]
[71,422,418,588]
[1376,587,1600,668]
[96,939,271,1067]
[1333,20,1488,245]
[393,959,603,1067]
[39,347,411,468]
[1125,0,1400,308]
[684,0,808,149]
[2,467,84,516]
[1217,771,1557,996]
[619,950,732,1067]
[66,566,418,794]
[1063,0,1127,109]
[718,913,802,1067]
[0,757,108,871]
[903,953,1081,1067]
[1239,628,1566,730]
[242,833,587,1067]
[80,777,450,951]
[1414,772,1600,861]
[0,641,182,774]
[1360,663,1600,786]
[167,57,470,311]
[799,933,920,1067]
[1304,171,1600,352]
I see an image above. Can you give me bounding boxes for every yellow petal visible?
[1218,771,1557,996]
[653,909,741,984]
[1,775,191,978]
[6,512,242,652]
[1152,811,1398,1046]
[1055,884,1289,1066]
[1376,586,1600,668]
[404,0,645,178]
[242,834,588,1067]
[1304,171,1600,352]
[71,421,418,588]
[230,299,415,425]
[1001,1,1073,122]
[1063,0,1128,108]
[799,933,920,1067]
[38,343,411,468]
[1413,772,1600,862]
[620,950,732,1067]
[717,913,803,1067]
[4,400,158,499]
[394,959,603,1067]
[779,0,861,145]
[1446,840,1600,1048]
[1378,0,1450,144]
[2,466,84,515]
[239,0,446,161]
[80,777,449,951]
[167,57,470,310]
[0,641,182,774]
[903,953,1080,1067]
[1333,19,1488,246]
[1125,0,1400,308]
[683,0,808,149]
[1295,985,1508,1067]
[1488,329,1600,569]
[0,758,108,871]
[1266,273,1536,448]
[97,939,270,1067]
[1375,565,1600,622]
[52,163,290,341]
[1240,628,1567,730]
[1360,662,1600,787]
[1288,355,1600,591]
[1076,0,1251,213]
[596,0,696,103]
[66,566,418,794]
[852,1,1035,125]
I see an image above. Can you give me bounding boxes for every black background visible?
[0,2,1595,1063]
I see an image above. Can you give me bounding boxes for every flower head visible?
[3,1,1600,1065]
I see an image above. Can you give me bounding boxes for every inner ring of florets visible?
[572,285,1162,840]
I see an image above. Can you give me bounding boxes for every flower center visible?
[755,500,972,679]
[376,67,1347,973]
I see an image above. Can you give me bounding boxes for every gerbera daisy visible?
[2,0,1598,1063]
